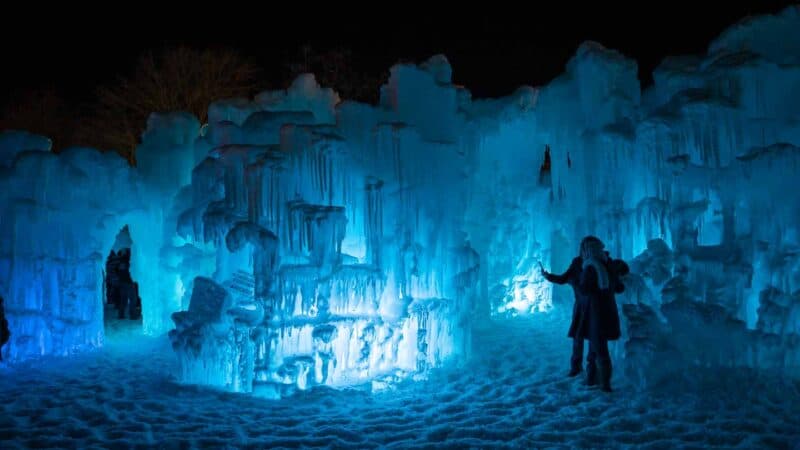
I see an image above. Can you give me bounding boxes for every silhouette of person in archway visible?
[0,296,9,361]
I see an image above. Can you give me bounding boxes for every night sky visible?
[2,2,797,105]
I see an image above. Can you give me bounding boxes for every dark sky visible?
[2,2,797,104]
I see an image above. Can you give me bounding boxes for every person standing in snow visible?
[117,261,137,320]
[542,236,627,390]
[0,296,9,361]
[576,236,625,392]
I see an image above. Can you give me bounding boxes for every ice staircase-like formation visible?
[168,71,478,397]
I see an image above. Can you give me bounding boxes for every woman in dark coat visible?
[577,237,625,392]
[543,236,627,389]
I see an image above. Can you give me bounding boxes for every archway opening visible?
[103,226,142,334]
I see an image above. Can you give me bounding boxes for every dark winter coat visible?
[578,259,626,341]
[545,256,627,341]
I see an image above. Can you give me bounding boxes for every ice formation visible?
[1,6,799,395]
[167,69,477,397]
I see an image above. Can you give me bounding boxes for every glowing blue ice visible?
[1,6,799,395]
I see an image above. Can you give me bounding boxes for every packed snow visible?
[1,310,798,449]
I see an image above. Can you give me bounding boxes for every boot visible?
[598,360,612,392]
[585,360,598,387]
[567,362,582,377]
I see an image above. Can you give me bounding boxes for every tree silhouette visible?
[75,46,260,162]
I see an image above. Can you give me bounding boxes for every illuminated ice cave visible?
[1,7,800,448]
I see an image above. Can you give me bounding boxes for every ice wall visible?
[134,112,208,334]
[0,135,154,361]
[464,6,800,382]
[170,67,478,396]
[0,112,204,361]
[468,7,800,316]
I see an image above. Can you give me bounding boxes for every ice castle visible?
[1,6,799,397]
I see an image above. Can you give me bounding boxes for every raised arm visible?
[543,257,580,285]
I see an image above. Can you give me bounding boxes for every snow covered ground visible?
[1,310,799,449]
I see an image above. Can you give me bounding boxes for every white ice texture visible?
[1,6,800,394]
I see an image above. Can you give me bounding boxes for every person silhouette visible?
[576,237,625,392]
[542,236,627,391]
[0,296,9,361]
